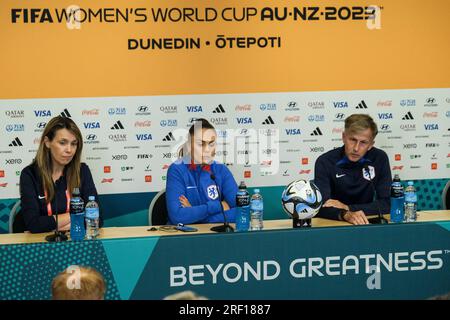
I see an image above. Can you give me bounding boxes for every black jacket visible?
[19,162,101,233]
[314,146,392,220]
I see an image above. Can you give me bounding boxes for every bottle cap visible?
[239,181,247,189]
[254,189,260,193]
[88,196,95,201]
[407,181,414,186]
[72,187,80,195]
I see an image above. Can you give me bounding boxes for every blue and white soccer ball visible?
[281,180,323,220]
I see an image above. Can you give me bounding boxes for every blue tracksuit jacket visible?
[166,158,238,225]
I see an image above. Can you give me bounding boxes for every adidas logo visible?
[262,116,275,125]
[212,104,226,113]
[402,112,414,120]
[9,137,23,147]
[163,132,175,141]
[310,127,323,136]
[111,121,124,130]
[356,100,368,109]
[60,108,71,118]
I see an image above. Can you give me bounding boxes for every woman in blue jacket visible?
[166,118,238,225]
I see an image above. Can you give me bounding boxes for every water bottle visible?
[250,189,264,231]
[85,196,100,239]
[404,181,417,222]
[70,188,85,241]
[390,174,404,223]
[236,181,250,232]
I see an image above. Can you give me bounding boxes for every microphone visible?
[46,181,68,242]
[364,164,389,224]
[207,167,234,233]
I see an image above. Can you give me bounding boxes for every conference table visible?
[0,211,449,300]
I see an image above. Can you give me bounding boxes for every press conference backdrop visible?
[0,1,449,232]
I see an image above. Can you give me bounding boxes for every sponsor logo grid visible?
[0,90,449,197]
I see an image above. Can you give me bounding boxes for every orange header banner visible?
[1,0,449,99]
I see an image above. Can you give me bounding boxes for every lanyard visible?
[45,189,71,216]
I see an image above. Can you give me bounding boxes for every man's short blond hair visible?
[51,266,106,300]
[164,290,208,300]
[344,114,378,139]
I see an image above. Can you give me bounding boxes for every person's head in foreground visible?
[164,290,208,300]
[51,265,106,300]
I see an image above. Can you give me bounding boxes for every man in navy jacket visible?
[314,114,392,225]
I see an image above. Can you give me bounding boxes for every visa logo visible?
[186,106,203,112]
[424,124,439,130]
[285,129,301,135]
[378,113,393,119]
[236,117,252,124]
[333,102,348,108]
[136,134,153,141]
[34,110,51,117]
[83,122,100,129]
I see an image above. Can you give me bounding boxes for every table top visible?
[1,210,449,246]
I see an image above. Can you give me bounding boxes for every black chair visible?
[148,189,168,226]
[9,200,26,233]
[443,180,450,210]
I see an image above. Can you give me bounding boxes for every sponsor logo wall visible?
[0,88,449,199]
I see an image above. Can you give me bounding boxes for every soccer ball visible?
[281,180,323,220]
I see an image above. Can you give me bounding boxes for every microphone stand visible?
[208,170,234,233]
[46,182,68,242]
[364,165,389,224]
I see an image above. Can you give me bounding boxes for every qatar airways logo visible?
[307,101,325,109]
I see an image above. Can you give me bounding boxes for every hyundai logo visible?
[86,134,97,141]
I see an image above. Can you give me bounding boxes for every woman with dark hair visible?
[18,116,100,233]
[166,118,238,225]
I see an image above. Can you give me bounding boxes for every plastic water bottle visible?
[404,181,417,222]
[250,189,264,231]
[85,196,100,239]
[236,181,250,232]
[70,188,85,241]
[390,174,405,223]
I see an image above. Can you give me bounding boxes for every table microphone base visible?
[46,231,68,242]
[368,217,389,224]
[210,224,234,233]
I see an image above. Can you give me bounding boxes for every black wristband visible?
[339,209,347,221]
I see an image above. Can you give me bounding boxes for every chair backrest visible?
[443,180,450,210]
[148,189,168,226]
[9,200,24,233]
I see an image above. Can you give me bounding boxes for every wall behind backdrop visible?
[0,0,449,233]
